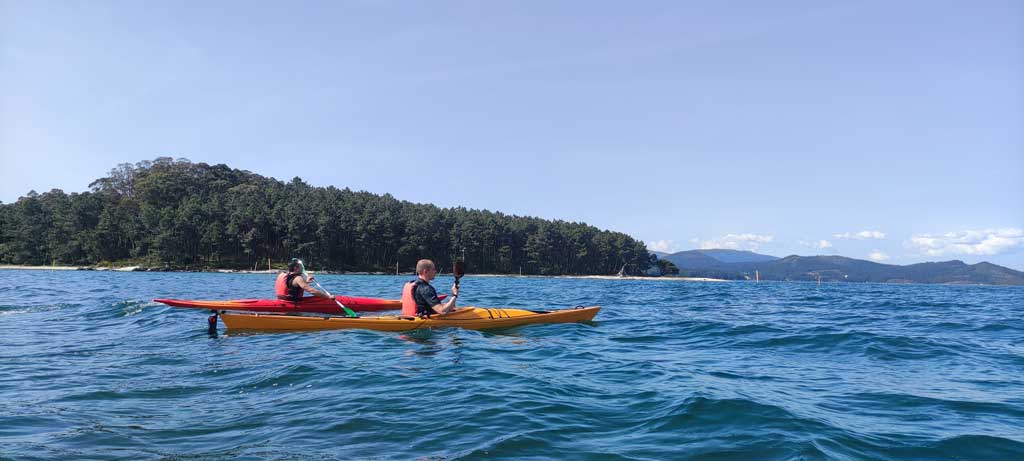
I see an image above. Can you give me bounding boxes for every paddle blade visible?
[453,260,465,278]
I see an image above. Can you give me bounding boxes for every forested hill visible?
[0,158,652,275]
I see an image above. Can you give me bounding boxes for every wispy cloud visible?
[697,233,774,251]
[906,228,1024,256]
[833,230,886,240]
[647,239,681,253]
[868,250,890,262]
[799,239,833,250]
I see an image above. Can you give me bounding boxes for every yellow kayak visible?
[219,306,600,332]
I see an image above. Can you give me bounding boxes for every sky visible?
[2,0,1022,269]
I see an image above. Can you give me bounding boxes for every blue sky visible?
[2,0,1022,269]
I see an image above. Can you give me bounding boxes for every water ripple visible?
[0,271,1021,460]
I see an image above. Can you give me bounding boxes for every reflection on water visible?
[400,330,469,365]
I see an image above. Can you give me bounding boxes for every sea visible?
[1,270,1022,460]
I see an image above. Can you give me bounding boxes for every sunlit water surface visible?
[1,271,1022,460]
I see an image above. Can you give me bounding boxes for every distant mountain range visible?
[654,249,1024,285]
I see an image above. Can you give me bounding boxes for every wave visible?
[2,274,1022,460]
[737,329,970,360]
[0,302,81,315]
[837,392,1024,420]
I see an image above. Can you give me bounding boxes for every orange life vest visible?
[401,280,419,317]
[275,273,303,301]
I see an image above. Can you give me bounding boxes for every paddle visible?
[439,259,469,317]
[453,260,465,290]
[297,260,358,318]
[311,280,358,318]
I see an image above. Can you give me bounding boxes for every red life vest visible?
[275,273,303,301]
[401,280,418,317]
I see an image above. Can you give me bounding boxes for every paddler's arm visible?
[430,283,459,315]
[294,276,331,298]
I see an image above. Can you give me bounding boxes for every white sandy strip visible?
[0,265,84,270]
[469,274,728,282]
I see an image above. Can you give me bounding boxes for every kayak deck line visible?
[217,306,600,332]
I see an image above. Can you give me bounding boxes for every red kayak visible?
[154,295,429,314]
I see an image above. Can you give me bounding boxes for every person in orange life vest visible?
[401,259,459,317]
[275,258,330,301]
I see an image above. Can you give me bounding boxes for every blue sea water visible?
[1,270,1022,461]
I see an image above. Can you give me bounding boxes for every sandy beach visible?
[0,265,85,271]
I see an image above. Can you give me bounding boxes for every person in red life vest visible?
[275,258,330,301]
[401,259,459,317]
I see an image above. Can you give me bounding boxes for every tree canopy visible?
[0,158,652,275]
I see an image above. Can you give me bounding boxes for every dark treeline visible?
[0,158,652,275]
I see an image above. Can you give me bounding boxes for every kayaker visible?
[275,258,331,301]
[401,259,459,317]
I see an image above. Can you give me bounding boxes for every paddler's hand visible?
[451,284,459,297]
[305,275,315,283]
